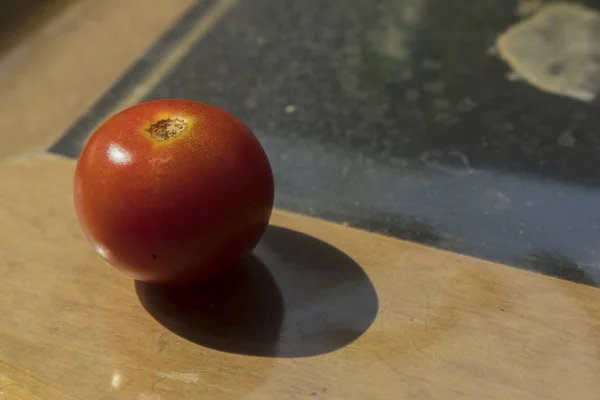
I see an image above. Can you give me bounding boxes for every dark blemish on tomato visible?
[146,118,188,141]
[152,254,158,260]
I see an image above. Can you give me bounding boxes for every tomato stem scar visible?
[146,118,188,141]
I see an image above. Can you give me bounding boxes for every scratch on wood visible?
[156,332,168,352]
[516,364,528,391]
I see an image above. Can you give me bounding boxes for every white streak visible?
[94,244,110,260]
[157,371,200,384]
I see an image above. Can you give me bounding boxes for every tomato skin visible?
[74,100,274,285]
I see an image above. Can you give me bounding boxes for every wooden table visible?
[1,1,599,399]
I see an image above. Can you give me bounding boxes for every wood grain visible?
[1,2,599,398]
[0,0,76,54]
[0,154,599,400]
[0,0,195,161]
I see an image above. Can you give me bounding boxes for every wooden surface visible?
[0,0,195,161]
[1,154,600,399]
[1,1,600,399]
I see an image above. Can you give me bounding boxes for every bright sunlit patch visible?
[107,143,132,165]
[111,372,122,389]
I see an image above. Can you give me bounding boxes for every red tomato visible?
[74,99,274,285]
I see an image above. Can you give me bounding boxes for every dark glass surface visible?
[51,0,600,285]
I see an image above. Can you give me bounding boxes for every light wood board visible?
[0,154,599,399]
[0,0,195,160]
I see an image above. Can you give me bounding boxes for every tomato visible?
[74,99,274,285]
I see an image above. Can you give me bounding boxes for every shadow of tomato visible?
[136,226,379,357]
